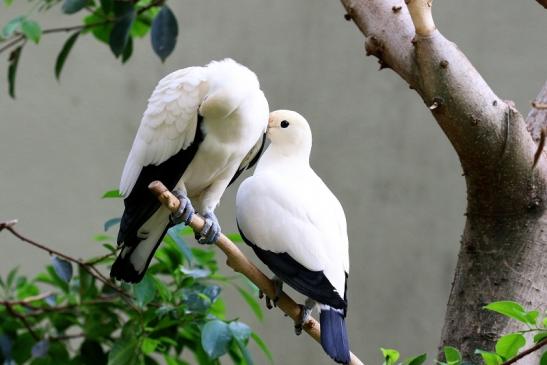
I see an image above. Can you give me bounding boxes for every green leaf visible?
[167,227,194,263]
[8,45,22,98]
[541,351,547,365]
[151,276,171,301]
[121,36,133,63]
[109,8,135,57]
[475,350,503,365]
[495,333,525,360]
[133,274,156,307]
[4,0,14,6]
[141,338,160,355]
[108,336,138,365]
[12,332,34,364]
[201,320,232,359]
[226,233,243,243]
[236,286,263,321]
[100,0,112,14]
[131,17,150,38]
[31,340,49,358]
[102,189,122,198]
[233,338,253,365]
[104,217,121,231]
[381,348,400,365]
[62,0,88,14]
[51,256,73,283]
[180,266,210,279]
[6,266,19,289]
[444,346,461,365]
[55,31,80,80]
[484,301,533,325]
[229,321,251,342]
[21,19,41,43]
[525,310,539,326]
[150,5,178,62]
[405,353,427,365]
[1,16,24,38]
[84,12,112,44]
[250,333,272,364]
[80,340,107,365]
[534,332,547,343]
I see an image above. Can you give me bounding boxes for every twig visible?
[499,338,547,365]
[0,35,25,55]
[532,101,547,110]
[0,220,137,310]
[148,181,365,365]
[49,333,85,341]
[4,302,40,341]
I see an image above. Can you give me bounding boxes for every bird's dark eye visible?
[280,120,290,128]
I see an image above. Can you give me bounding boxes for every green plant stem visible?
[500,338,547,365]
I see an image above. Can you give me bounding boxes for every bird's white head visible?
[267,110,312,157]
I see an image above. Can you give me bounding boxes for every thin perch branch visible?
[499,338,547,365]
[148,180,364,365]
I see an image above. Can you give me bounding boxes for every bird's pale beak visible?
[267,116,276,129]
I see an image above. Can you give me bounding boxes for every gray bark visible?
[339,0,547,363]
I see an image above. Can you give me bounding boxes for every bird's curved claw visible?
[170,190,194,225]
[197,212,221,244]
[294,298,315,336]
[258,277,283,309]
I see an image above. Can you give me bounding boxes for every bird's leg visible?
[258,276,283,309]
[196,211,221,245]
[170,189,194,225]
[294,298,316,336]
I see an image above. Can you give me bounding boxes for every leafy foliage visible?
[0,212,271,364]
[1,0,180,98]
[381,300,547,365]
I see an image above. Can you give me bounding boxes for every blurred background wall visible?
[1,1,545,364]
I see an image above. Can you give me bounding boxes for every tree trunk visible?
[339,0,547,362]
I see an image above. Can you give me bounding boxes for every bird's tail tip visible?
[320,307,350,364]
[110,248,145,284]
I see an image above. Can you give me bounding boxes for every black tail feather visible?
[320,307,350,364]
[110,226,169,283]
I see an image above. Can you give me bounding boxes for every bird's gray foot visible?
[259,276,283,309]
[294,298,315,335]
[170,190,194,225]
[197,212,221,244]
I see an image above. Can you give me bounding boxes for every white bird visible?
[111,59,269,283]
[236,110,351,364]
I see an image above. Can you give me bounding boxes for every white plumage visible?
[236,110,351,364]
[112,59,269,283]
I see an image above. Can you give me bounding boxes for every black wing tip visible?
[320,308,351,364]
[110,254,145,284]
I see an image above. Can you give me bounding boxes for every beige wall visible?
[1,1,545,364]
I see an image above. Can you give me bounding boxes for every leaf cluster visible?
[1,0,180,97]
[379,301,547,365]
[0,212,271,365]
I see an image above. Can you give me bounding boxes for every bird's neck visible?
[256,144,311,173]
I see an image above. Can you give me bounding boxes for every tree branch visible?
[148,181,365,365]
[405,0,435,36]
[499,338,547,365]
[0,220,137,310]
[4,302,40,341]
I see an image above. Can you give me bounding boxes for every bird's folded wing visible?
[120,67,209,196]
